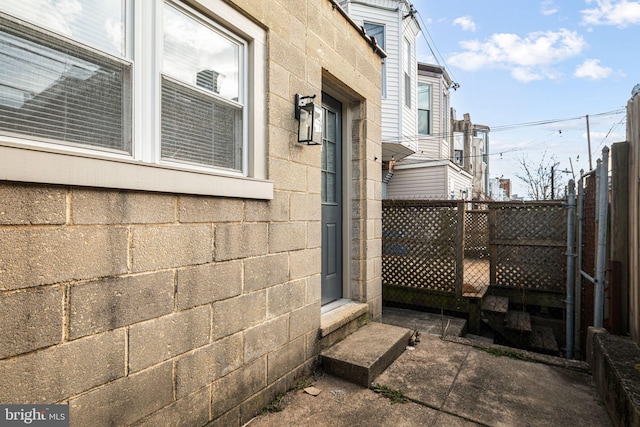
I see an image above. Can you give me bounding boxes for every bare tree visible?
[515,152,564,200]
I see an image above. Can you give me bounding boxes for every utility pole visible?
[586,115,593,170]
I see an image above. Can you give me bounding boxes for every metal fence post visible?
[565,180,576,359]
[594,147,610,327]
[575,171,584,355]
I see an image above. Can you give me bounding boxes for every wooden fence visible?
[382,199,567,312]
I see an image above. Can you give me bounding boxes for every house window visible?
[161,3,244,172]
[403,38,411,108]
[454,150,463,166]
[0,2,130,153]
[443,93,449,137]
[418,83,431,135]
[364,22,386,97]
[0,0,270,199]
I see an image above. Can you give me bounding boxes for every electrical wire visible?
[414,9,459,85]
[380,108,626,144]
[592,113,627,154]
[490,109,625,133]
[381,108,627,164]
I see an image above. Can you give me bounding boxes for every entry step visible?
[482,295,509,314]
[506,310,532,332]
[320,322,411,388]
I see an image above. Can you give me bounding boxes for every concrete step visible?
[320,322,411,388]
[506,310,532,333]
[530,325,559,354]
[481,295,509,314]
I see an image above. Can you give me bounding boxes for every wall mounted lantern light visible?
[295,94,323,145]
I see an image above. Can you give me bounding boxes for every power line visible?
[414,10,459,85]
[380,108,627,147]
[593,113,627,154]
[491,109,625,133]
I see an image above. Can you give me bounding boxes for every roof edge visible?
[327,0,387,59]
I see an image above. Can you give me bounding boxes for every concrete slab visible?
[443,345,611,426]
[382,306,467,337]
[376,334,471,409]
[248,332,612,427]
[248,375,442,427]
[320,322,411,387]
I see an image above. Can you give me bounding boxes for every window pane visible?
[161,77,242,171]
[1,1,125,56]
[163,3,239,102]
[418,110,430,135]
[418,84,430,109]
[364,23,386,97]
[363,22,384,50]
[0,17,131,152]
[404,73,411,108]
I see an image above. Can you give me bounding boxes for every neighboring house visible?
[338,0,421,167]
[452,113,491,200]
[0,1,384,425]
[386,63,473,199]
[488,177,511,201]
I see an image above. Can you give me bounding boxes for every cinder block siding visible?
[0,0,382,425]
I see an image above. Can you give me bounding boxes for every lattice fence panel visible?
[382,200,458,293]
[491,203,566,291]
[465,210,489,259]
[495,245,565,291]
[494,204,566,241]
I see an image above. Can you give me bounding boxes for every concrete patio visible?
[247,308,612,427]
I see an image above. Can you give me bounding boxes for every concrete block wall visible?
[0,0,382,425]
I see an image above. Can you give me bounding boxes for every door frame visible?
[321,92,344,305]
[320,85,354,306]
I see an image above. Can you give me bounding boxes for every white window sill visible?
[0,145,273,200]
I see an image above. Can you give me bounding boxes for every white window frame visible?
[0,0,271,199]
[403,37,411,109]
[363,21,386,98]
[417,82,431,135]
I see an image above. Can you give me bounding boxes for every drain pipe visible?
[565,180,576,359]
[594,147,609,328]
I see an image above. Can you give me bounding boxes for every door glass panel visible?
[322,109,337,204]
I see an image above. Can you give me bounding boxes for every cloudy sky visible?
[411,0,637,197]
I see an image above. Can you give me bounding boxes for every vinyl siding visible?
[341,0,420,152]
[415,71,449,161]
[447,164,473,198]
[386,164,447,198]
[344,3,400,143]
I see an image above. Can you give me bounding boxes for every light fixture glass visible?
[296,94,322,145]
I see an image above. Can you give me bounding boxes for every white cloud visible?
[1,0,80,36]
[574,59,613,79]
[417,53,437,64]
[581,0,640,27]
[448,29,587,82]
[511,68,545,82]
[453,15,477,32]
[541,0,559,15]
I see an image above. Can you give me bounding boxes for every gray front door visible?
[321,93,343,305]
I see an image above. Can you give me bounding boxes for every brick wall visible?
[0,0,382,425]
